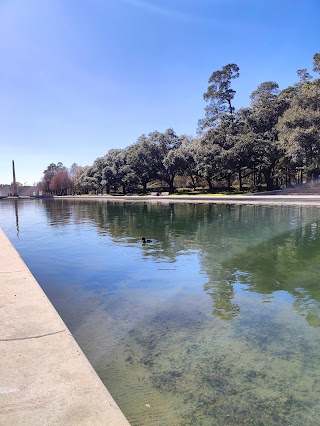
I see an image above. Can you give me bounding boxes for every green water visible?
[1,200,320,425]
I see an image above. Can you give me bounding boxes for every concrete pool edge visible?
[0,228,130,425]
[54,194,320,206]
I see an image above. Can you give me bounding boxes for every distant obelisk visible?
[12,160,18,196]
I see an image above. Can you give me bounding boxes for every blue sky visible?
[0,0,319,185]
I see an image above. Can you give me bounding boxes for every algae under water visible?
[1,199,320,425]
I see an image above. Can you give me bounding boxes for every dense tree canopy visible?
[278,79,320,178]
[198,63,239,132]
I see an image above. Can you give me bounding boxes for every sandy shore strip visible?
[0,228,130,426]
[56,194,320,206]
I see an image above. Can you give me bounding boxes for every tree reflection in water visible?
[218,220,320,327]
[44,200,320,326]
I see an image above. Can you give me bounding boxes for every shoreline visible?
[54,194,320,206]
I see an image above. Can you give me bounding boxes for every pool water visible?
[1,199,320,425]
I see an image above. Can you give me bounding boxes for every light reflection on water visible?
[1,199,320,425]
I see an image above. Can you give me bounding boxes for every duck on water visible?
[141,237,152,243]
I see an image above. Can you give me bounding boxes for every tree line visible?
[40,53,320,195]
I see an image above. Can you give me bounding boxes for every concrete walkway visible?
[0,228,130,425]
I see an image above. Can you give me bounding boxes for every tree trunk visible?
[263,169,274,191]
[238,170,243,191]
[168,177,175,194]
[227,175,232,190]
[207,177,213,193]
[142,181,147,194]
[190,174,196,191]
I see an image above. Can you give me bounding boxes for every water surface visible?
[1,199,320,425]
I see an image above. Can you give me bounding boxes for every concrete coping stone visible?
[0,228,130,425]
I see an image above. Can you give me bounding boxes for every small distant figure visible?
[141,237,152,244]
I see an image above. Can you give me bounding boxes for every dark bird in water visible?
[142,237,152,243]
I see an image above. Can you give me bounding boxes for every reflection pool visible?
[1,199,320,425]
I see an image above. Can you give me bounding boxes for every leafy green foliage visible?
[198,63,239,132]
[278,81,320,175]
[313,53,320,74]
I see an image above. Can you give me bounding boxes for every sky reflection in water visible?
[1,199,320,425]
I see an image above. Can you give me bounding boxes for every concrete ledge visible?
[0,228,130,425]
[55,194,320,206]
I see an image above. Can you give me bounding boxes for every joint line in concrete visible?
[0,330,65,342]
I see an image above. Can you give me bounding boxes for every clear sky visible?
[0,0,319,185]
